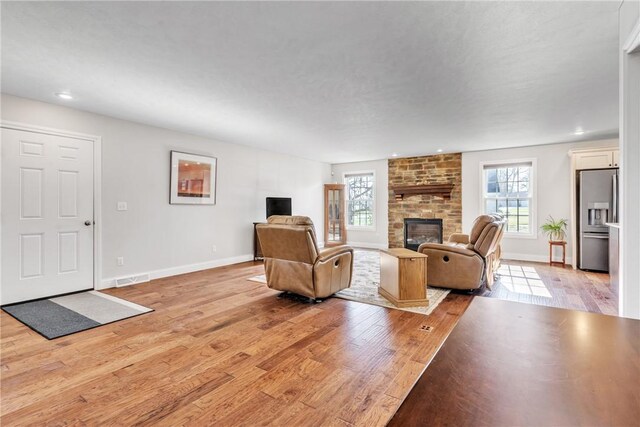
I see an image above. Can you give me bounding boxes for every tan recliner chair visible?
[255,216,353,300]
[417,215,506,290]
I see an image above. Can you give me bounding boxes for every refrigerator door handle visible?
[612,173,618,223]
[583,233,609,239]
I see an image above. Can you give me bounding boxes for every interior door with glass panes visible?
[324,184,346,247]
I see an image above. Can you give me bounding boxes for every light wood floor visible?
[1,261,472,426]
[478,261,616,316]
[0,259,615,425]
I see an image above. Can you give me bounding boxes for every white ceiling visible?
[1,1,620,163]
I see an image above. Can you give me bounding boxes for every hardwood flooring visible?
[1,261,472,426]
[477,261,616,315]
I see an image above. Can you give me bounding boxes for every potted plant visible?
[540,216,568,242]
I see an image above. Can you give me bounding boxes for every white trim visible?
[619,14,640,319]
[0,120,103,295]
[478,158,537,238]
[502,252,573,266]
[1,120,101,142]
[100,254,254,288]
[623,17,640,53]
[347,241,388,250]
[343,170,377,232]
[567,146,619,155]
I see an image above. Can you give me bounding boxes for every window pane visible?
[496,199,507,217]
[518,181,529,197]
[345,173,374,227]
[487,182,498,194]
[485,169,498,196]
[483,164,533,234]
[518,199,529,215]
[497,182,508,197]
[485,199,497,214]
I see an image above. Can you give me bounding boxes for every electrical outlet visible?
[212,245,217,253]
[117,257,125,266]
[117,202,128,211]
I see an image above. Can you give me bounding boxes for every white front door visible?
[1,128,94,304]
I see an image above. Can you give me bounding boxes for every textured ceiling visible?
[1,1,620,163]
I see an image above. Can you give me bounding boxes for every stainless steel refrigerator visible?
[578,168,619,271]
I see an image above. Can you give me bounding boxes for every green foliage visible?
[540,215,568,240]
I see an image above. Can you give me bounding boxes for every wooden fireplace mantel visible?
[391,184,455,200]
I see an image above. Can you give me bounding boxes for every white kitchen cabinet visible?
[575,150,619,170]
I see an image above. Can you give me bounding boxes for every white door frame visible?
[1,120,102,294]
[619,15,640,319]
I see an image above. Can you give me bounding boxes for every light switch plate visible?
[117,201,128,211]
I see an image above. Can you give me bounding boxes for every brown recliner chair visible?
[417,214,506,290]
[255,216,353,300]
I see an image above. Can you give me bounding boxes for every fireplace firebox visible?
[404,218,443,251]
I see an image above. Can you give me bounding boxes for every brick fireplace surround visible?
[388,153,462,248]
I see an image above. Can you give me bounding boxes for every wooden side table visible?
[379,248,429,307]
[549,240,567,267]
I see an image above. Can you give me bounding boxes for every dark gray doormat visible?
[2,291,153,339]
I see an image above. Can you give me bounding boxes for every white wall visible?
[462,139,618,263]
[619,0,640,319]
[1,94,331,286]
[331,159,388,249]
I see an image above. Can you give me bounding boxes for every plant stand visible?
[549,241,567,267]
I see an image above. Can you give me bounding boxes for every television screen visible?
[266,197,292,219]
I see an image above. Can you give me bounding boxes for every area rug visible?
[2,290,153,339]
[249,249,450,315]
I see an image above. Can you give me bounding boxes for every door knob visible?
[84,220,92,226]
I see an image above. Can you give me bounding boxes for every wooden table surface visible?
[389,297,640,427]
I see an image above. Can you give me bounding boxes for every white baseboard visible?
[347,241,388,250]
[502,252,574,265]
[99,253,254,289]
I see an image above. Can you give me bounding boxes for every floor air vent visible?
[115,273,150,287]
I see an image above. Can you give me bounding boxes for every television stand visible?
[253,222,265,261]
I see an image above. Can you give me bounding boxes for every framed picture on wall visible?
[170,151,217,205]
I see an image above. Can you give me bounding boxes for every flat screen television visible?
[266,197,292,219]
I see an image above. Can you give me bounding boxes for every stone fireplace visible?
[388,153,462,248]
[404,218,443,251]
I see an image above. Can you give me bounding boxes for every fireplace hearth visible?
[404,218,443,251]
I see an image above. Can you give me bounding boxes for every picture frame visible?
[170,151,217,205]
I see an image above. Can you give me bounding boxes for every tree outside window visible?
[483,162,534,235]
[345,172,375,228]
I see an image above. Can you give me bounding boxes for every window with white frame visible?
[482,161,535,235]
[344,172,375,228]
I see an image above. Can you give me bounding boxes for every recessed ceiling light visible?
[437,149,443,153]
[55,92,73,100]
[574,129,585,135]
[391,153,398,157]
